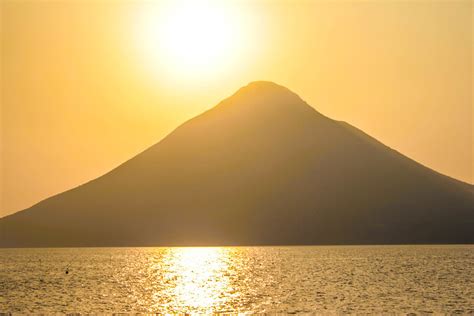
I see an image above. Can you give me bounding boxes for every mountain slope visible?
[1,81,473,247]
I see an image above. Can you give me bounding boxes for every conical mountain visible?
[1,81,472,247]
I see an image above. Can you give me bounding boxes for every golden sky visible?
[1,0,472,217]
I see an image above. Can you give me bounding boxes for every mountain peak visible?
[243,80,290,90]
[235,81,295,98]
[213,81,313,118]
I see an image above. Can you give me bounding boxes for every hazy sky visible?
[1,0,472,217]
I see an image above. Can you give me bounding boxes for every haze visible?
[1,0,472,217]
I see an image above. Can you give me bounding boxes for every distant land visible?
[0,81,473,247]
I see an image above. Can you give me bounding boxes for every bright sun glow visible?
[135,0,248,82]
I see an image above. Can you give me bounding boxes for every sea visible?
[0,245,473,314]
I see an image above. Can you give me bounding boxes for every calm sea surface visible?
[0,245,473,313]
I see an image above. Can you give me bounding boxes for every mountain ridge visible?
[0,81,472,247]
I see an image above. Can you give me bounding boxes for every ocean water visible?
[0,245,472,313]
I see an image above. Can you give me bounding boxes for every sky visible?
[0,0,472,217]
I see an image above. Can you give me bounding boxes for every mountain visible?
[1,81,473,247]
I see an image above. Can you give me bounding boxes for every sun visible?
[134,0,246,82]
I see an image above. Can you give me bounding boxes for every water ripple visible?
[0,245,473,313]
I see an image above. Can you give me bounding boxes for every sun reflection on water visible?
[151,247,237,313]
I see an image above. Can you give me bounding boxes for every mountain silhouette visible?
[1,81,473,247]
